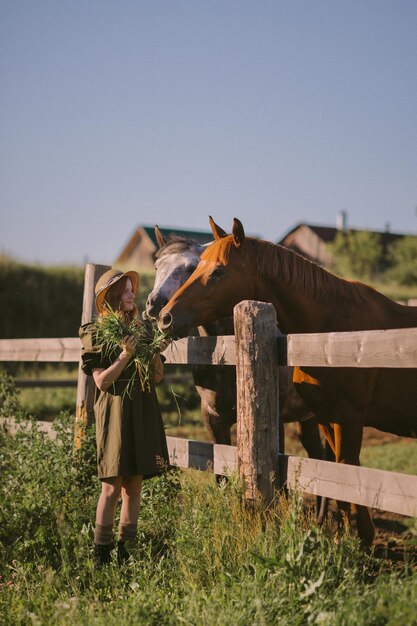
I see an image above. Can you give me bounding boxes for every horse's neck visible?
[268,286,326,333]
[197,317,234,337]
[254,260,338,334]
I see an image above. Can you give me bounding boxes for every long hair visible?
[100,276,139,322]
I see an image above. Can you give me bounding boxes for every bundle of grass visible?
[92,305,169,395]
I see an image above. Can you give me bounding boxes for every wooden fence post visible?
[74,263,110,448]
[234,300,280,507]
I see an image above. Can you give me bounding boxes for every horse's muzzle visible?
[158,312,173,333]
[146,293,168,319]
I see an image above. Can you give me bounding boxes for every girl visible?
[80,268,170,567]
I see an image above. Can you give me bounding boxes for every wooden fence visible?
[1,263,417,518]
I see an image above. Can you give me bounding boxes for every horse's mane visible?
[155,236,202,259]
[201,235,369,304]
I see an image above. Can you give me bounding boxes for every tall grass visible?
[1,411,416,625]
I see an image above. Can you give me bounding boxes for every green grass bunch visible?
[92,305,169,394]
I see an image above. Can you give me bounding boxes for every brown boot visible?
[93,543,113,569]
[117,540,130,566]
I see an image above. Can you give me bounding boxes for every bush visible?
[0,411,98,575]
[327,230,382,281]
[0,258,85,339]
[386,236,417,285]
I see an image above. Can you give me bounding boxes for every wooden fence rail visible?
[3,326,417,368]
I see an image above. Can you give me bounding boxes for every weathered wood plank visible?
[162,335,236,365]
[213,443,238,476]
[0,336,236,365]
[3,328,417,368]
[0,337,81,362]
[166,437,237,475]
[287,327,417,368]
[285,455,417,517]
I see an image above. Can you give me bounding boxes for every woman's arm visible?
[152,353,164,384]
[152,337,171,384]
[92,335,135,392]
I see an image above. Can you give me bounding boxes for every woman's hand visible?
[93,335,136,391]
[120,335,136,359]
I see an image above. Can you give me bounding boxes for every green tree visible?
[327,230,382,280]
[386,236,417,285]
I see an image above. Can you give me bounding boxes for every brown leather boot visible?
[117,540,130,566]
[93,543,113,569]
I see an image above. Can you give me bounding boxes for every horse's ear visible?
[155,225,166,249]
[232,218,245,248]
[209,215,228,239]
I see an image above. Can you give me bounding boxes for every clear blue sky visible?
[1,0,416,266]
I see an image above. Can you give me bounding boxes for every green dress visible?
[79,323,169,480]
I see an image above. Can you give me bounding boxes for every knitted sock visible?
[118,522,137,543]
[94,523,114,546]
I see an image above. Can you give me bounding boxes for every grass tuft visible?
[92,305,169,394]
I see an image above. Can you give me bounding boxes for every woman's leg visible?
[93,477,123,567]
[117,475,143,563]
[120,475,143,525]
[94,477,122,544]
[95,477,123,527]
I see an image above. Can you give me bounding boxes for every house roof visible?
[142,225,214,246]
[114,224,216,266]
[278,222,409,248]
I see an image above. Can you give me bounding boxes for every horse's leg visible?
[201,398,232,445]
[331,420,375,547]
[342,431,375,548]
[316,439,334,525]
[298,418,322,458]
[298,418,328,521]
[318,423,350,533]
[198,390,234,484]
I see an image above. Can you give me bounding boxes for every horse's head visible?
[145,227,208,319]
[158,217,257,337]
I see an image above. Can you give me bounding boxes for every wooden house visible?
[278,220,406,269]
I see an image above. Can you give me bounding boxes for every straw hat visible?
[95,268,139,313]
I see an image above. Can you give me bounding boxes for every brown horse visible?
[158,216,417,545]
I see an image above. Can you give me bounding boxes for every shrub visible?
[386,236,417,285]
[327,230,382,280]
